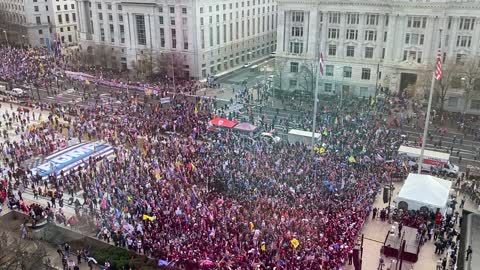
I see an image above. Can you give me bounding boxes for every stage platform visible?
[382,225,421,263]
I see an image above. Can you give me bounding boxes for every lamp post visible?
[2,30,8,44]
[22,34,26,48]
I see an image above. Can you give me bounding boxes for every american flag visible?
[319,52,325,76]
[435,49,442,81]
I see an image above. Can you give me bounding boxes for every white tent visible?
[394,173,452,213]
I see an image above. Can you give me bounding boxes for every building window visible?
[407,16,427,28]
[97,3,101,9]
[57,5,60,11]
[170,6,175,13]
[456,36,472,48]
[361,68,371,80]
[98,13,103,20]
[135,15,146,45]
[459,18,475,31]
[170,17,175,25]
[290,62,299,73]
[329,12,340,24]
[360,87,369,97]
[38,29,43,35]
[346,13,359,24]
[346,29,358,40]
[364,30,377,41]
[324,83,332,92]
[328,28,340,39]
[58,14,62,23]
[343,66,352,78]
[325,65,334,76]
[172,29,177,48]
[365,14,379,25]
[328,44,337,56]
[346,46,355,57]
[405,33,424,45]
[289,79,297,87]
[72,13,76,22]
[34,6,39,11]
[448,97,459,107]
[365,47,373,58]
[107,3,111,10]
[471,100,480,110]
[117,4,122,10]
[182,7,187,14]
[292,11,304,22]
[291,26,303,37]
[289,42,303,54]
[64,4,67,10]
[456,53,466,65]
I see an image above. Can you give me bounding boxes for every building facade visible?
[0,0,79,47]
[276,0,480,98]
[76,0,277,79]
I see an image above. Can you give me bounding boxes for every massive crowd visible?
[0,46,411,269]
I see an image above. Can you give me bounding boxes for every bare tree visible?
[298,62,316,95]
[274,58,287,92]
[415,60,460,114]
[458,58,480,113]
[155,52,188,80]
[0,232,50,269]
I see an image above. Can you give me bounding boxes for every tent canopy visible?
[395,173,452,213]
[233,122,257,132]
[209,117,238,128]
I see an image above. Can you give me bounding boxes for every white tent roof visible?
[395,173,452,212]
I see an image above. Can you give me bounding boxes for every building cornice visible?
[279,0,480,12]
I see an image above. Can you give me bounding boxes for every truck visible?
[287,129,321,146]
[397,145,459,176]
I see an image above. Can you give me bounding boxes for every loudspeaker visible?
[353,248,361,270]
[383,186,390,203]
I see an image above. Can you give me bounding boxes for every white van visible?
[6,88,27,98]
[398,145,459,176]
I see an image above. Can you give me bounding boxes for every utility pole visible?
[311,26,323,152]
[419,29,442,173]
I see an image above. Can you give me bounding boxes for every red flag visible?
[319,52,325,76]
[435,49,442,81]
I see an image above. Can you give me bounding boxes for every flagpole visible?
[418,29,442,173]
[311,54,322,152]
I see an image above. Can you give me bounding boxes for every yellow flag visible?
[142,214,155,221]
[39,116,44,123]
[323,130,328,136]
[175,161,182,167]
[402,161,409,172]
[191,163,196,171]
[348,156,356,163]
[290,238,300,249]
[249,222,254,231]
[194,106,198,114]
[335,117,339,125]
[85,80,90,85]
[261,244,266,251]
[145,88,152,96]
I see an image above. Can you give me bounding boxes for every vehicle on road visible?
[287,129,321,146]
[466,165,480,180]
[17,107,30,113]
[259,132,281,144]
[6,88,28,98]
[397,145,459,176]
[243,62,252,68]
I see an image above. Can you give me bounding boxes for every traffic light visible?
[383,186,390,204]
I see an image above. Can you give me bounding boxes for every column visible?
[384,13,396,63]
[277,9,286,52]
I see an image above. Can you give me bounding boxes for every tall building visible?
[76,0,278,79]
[0,0,79,47]
[276,0,480,98]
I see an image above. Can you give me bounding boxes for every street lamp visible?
[21,35,26,48]
[2,30,8,44]
[335,66,346,107]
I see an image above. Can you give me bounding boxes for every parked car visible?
[7,88,28,98]
[243,62,252,68]
[17,107,30,113]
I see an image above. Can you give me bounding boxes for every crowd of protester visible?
[0,46,434,269]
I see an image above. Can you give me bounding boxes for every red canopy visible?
[209,117,238,128]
